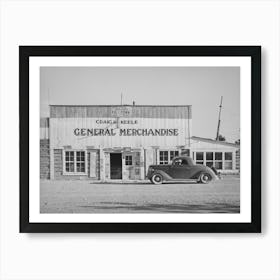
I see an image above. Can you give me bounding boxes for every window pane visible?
[170,151,178,161]
[214,161,223,169]
[160,151,168,161]
[196,161,203,165]
[224,161,232,170]
[75,151,86,173]
[125,155,132,166]
[76,162,81,172]
[225,152,232,160]
[159,150,168,165]
[215,152,222,160]
[70,152,74,161]
[81,152,85,161]
[65,151,75,172]
[69,162,74,172]
[206,152,213,160]
[196,152,203,160]
[80,163,85,172]
[206,162,213,167]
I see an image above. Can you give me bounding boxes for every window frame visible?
[158,150,179,165]
[63,150,88,175]
[125,155,133,166]
[193,151,235,171]
[224,152,233,170]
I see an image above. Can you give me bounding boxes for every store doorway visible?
[110,153,122,179]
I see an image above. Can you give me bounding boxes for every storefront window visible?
[159,150,179,165]
[125,155,133,166]
[159,151,169,165]
[193,151,234,170]
[64,150,86,174]
[196,152,204,165]
[170,150,179,161]
[76,151,85,172]
[65,151,75,172]
[224,152,233,170]
[214,152,223,170]
[206,152,214,167]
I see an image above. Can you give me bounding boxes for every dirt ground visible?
[40,175,240,213]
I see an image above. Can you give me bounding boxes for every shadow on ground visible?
[90,181,198,185]
[78,201,240,213]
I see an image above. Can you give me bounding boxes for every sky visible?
[40,67,240,142]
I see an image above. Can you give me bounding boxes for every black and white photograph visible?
[40,66,241,214]
[19,46,261,232]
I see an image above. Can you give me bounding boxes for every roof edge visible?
[49,104,192,107]
[191,136,240,148]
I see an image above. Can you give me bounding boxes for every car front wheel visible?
[151,174,163,185]
[199,173,212,184]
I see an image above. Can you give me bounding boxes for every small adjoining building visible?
[190,136,240,174]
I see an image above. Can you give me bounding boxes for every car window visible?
[173,158,189,166]
[174,159,182,165]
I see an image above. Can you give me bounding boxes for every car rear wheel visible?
[151,174,163,185]
[199,173,212,184]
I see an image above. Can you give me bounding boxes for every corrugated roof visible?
[49,105,192,119]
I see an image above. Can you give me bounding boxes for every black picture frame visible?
[20,46,261,233]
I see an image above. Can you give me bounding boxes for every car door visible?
[170,158,192,179]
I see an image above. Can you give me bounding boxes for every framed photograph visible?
[20,46,261,233]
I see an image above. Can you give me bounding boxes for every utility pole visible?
[216,96,223,141]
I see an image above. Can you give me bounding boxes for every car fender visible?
[151,170,173,181]
[191,166,217,180]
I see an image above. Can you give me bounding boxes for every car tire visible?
[199,173,212,184]
[151,174,163,185]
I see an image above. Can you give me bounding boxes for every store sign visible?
[74,128,179,137]
[111,106,132,117]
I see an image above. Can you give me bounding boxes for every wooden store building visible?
[40,104,240,181]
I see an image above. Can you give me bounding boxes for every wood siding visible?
[50,118,191,149]
[40,117,49,139]
[40,139,50,179]
[50,105,191,119]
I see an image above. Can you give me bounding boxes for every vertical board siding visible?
[50,118,191,149]
[40,118,49,139]
[50,105,191,119]
[40,139,50,179]
[54,149,63,179]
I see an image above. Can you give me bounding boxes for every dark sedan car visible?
[147,156,220,184]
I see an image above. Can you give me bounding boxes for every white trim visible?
[62,149,88,176]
